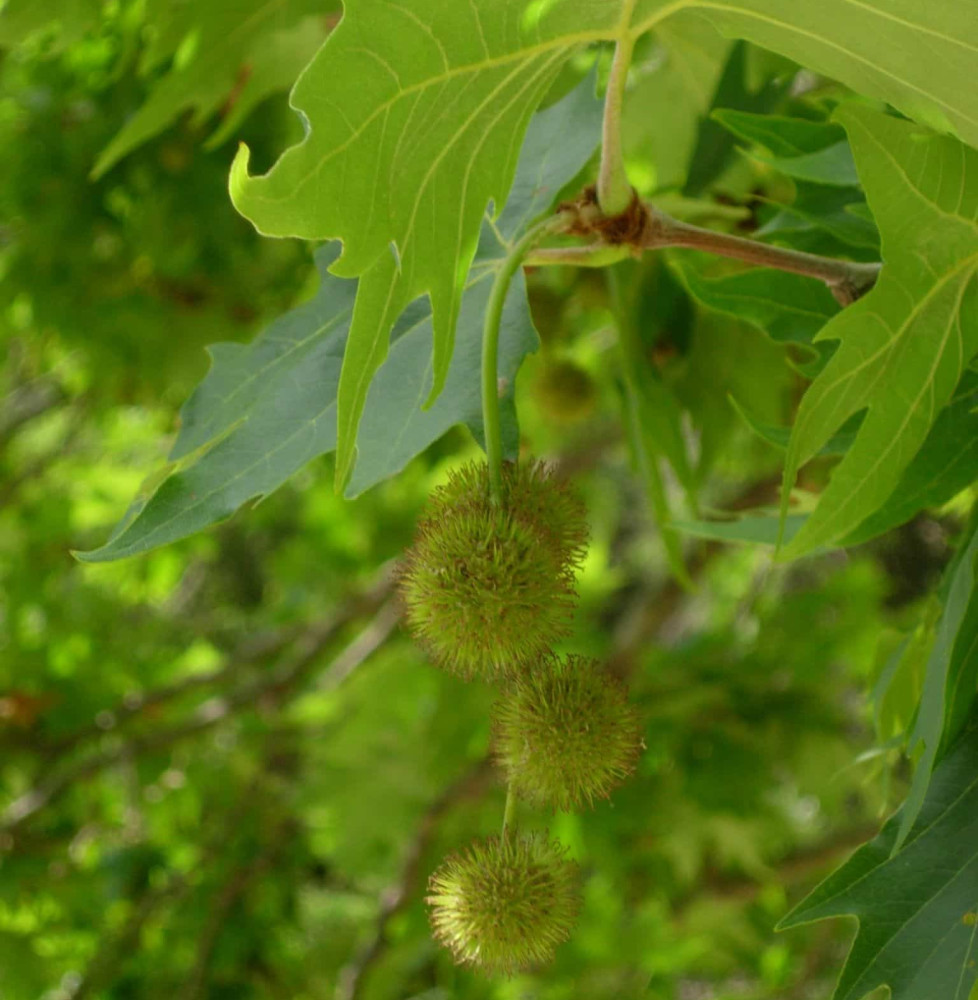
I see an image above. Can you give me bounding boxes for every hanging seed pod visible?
[492,653,644,811]
[426,832,581,975]
[399,461,588,681]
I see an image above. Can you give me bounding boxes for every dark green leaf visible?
[674,513,808,547]
[673,257,838,375]
[77,76,603,561]
[730,397,860,456]
[753,141,859,187]
[756,183,880,254]
[713,109,859,186]
[712,109,847,158]
[778,707,978,1000]
[683,41,789,196]
[943,583,978,757]
[845,371,978,545]
[893,525,978,849]
[712,109,878,250]
[870,624,932,746]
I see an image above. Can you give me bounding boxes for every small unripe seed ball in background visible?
[532,359,597,424]
[426,833,581,975]
[526,284,566,346]
[398,461,588,681]
[492,653,644,811]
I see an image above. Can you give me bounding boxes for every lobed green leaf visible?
[779,704,978,1000]
[230,0,978,489]
[779,107,978,559]
[892,524,978,849]
[77,76,603,561]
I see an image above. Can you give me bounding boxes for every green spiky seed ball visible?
[426,833,581,975]
[533,360,597,424]
[399,461,588,680]
[492,654,644,811]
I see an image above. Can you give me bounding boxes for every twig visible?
[184,817,297,1000]
[671,822,879,919]
[316,599,401,693]
[0,403,87,509]
[0,377,66,449]
[1,567,397,837]
[649,210,881,306]
[526,200,882,306]
[42,625,302,760]
[68,759,285,999]
[334,758,494,1000]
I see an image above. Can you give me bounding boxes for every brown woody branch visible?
[533,187,882,307]
[42,625,304,760]
[69,750,295,999]
[0,376,66,450]
[334,758,495,1000]
[671,822,880,919]
[1,566,397,838]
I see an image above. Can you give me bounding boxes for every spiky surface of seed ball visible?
[492,654,644,811]
[399,461,588,680]
[426,833,580,975]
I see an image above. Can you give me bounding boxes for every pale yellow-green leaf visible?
[780,106,978,559]
[230,0,978,489]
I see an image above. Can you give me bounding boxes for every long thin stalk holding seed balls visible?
[482,214,571,503]
[501,784,517,838]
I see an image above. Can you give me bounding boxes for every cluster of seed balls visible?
[399,459,645,975]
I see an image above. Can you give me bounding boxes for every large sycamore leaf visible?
[92,0,335,179]
[778,706,978,1000]
[891,524,978,850]
[204,15,331,151]
[230,0,978,489]
[76,77,602,562]
[779,107,978,559]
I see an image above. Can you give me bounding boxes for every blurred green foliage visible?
[0,6,966,1000]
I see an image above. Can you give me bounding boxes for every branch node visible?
[558,184,647,245]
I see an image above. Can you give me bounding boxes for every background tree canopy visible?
[1,3,976,999]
